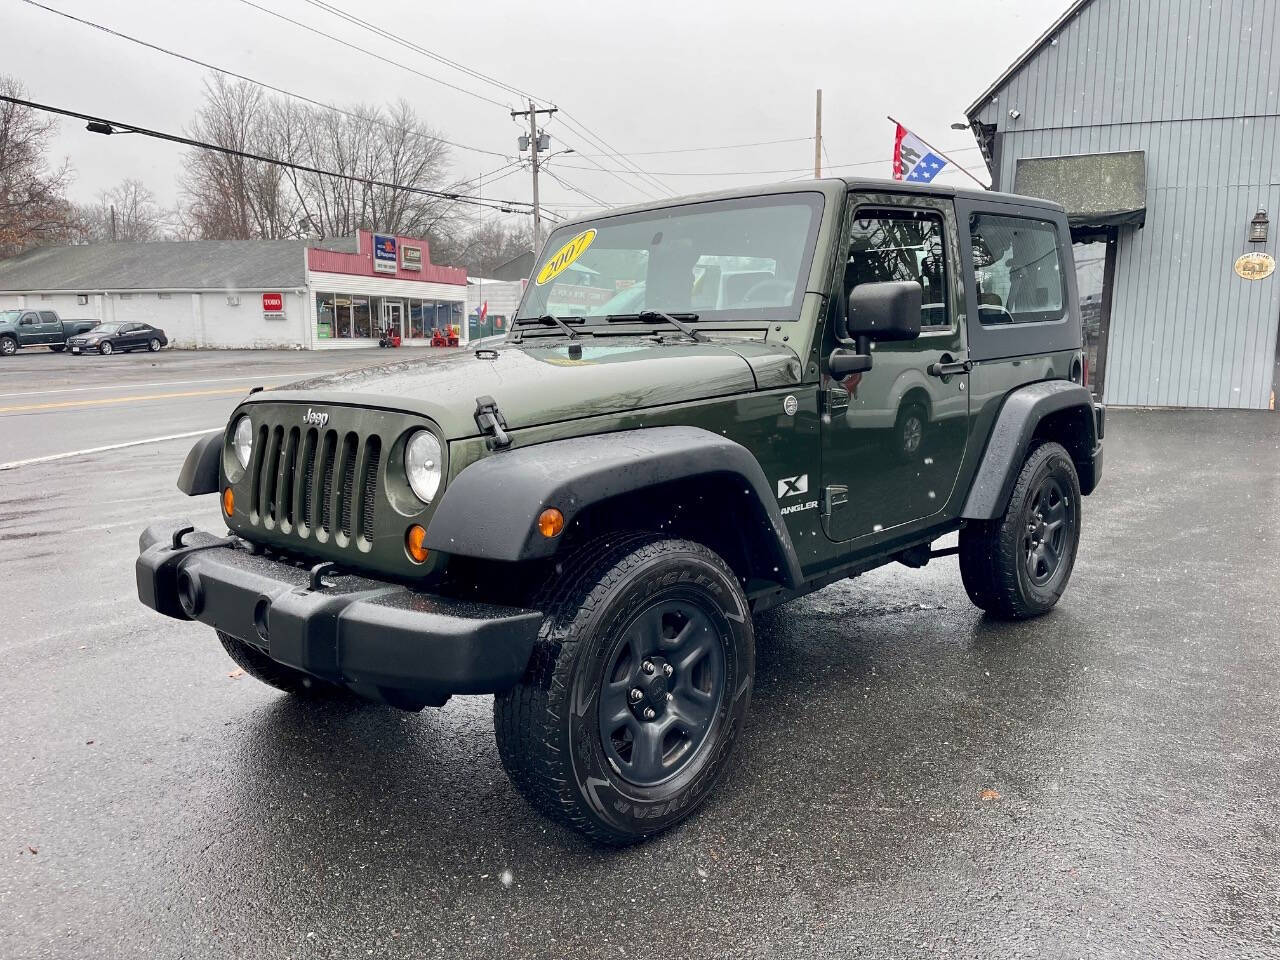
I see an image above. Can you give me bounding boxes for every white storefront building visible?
[0,229,470,349]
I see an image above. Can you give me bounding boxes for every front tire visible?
[494,535,754,845]
[959,441,1082,619]
[0,336,16,357]
[99,341,113,355]
[216,630,357,700]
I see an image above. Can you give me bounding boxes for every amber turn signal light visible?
[221,487,235,516]
[537,508,565,538]
[405,524,429,564]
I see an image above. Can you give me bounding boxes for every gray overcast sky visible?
[6,0,1069,229]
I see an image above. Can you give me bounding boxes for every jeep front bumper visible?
[135,522,543,709]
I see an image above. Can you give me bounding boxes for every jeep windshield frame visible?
[513,192,826,335]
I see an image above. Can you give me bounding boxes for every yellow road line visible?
[0,386,260,415]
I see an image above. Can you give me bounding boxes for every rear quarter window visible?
[970,214,1067,326]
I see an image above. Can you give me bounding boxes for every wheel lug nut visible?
[662,663,673,677]
[643,707,656,720]
[629,688,643,702]
[642,660,655,675]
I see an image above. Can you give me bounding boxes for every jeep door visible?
[819,192,971,543]
[17,312,43,346]
[38,311,62,345]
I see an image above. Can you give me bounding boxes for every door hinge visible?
[822,484,849,516]
[474,395,511,449]
[824,386,850,415]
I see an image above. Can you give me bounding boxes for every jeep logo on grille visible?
[302,408,330,427]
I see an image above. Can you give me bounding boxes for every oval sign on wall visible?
[1234,252,1276,281]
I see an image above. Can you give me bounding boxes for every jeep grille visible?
[248,423,381,547]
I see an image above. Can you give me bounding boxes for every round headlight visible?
[232,415,254,469]
[405,430,442,503]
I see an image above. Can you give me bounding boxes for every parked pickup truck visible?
[0,309,99,355]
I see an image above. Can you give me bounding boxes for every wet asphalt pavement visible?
[2,350,1279,959]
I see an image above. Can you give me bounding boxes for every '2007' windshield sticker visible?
[536,229,597,285]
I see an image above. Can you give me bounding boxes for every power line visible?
[2,94,535,215]
[231,0,512,110]
[255,0,672,201]
[574,135,816,157]
[551,146,986,177]
[19,0,515,162]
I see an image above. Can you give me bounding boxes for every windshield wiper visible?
[513,314,582,340]
[606,310,707,342]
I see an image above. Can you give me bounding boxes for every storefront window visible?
[352,297,371,338]
[315,292,335,340]
[409,299,427,338]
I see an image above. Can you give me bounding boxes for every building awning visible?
[1013,151,1147,231]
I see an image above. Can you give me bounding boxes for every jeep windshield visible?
[515,192,825,331]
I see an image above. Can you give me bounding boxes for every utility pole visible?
[511,100,558,254]
[814,89,823,179]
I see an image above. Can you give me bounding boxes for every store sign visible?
[401,244,422,271]
[1235,252,1275,281]
[262,292,284,315]
[373,233,398,274]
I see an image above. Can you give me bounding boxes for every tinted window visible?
[20,313,37,325]
[38,311,58,323]
[970,214,1066,325]
[847,208,950,329]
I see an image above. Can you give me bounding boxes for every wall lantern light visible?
[1249,208,1269,244]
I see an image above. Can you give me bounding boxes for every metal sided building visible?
[965,0,1280,409]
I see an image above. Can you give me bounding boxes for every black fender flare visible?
[424,426,804,589]
[961,380,1099,520]
[177,432,222,496]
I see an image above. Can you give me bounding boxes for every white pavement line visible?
[0,428,220,472]
[0,373,302,399]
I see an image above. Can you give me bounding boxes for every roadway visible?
[1,347,1278,959]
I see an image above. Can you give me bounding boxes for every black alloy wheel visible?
[1022,476,1075,586]
[597,598,726,787]
[958,441,1083,619]
[494,535,754,845]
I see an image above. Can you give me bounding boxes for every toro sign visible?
[262,292,284,315]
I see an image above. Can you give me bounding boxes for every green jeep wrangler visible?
[137,179,1104,844]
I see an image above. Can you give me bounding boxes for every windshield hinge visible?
[474,395,512,450]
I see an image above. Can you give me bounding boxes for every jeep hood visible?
[260,338,801,439]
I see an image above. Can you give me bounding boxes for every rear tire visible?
[149,338,162,351]
[494,535,754,845]
[50,345,66,353]
[959,441,1082,619]
[216,630,358,700]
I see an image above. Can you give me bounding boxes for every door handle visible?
[927,355,973,377]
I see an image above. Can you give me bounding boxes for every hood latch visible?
[474,395,512,450]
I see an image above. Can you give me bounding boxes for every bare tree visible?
[78,178,172,242]
[431,218,533,275]
[180,76,299,240]
[0,75,79,257]
[181,77,461,242]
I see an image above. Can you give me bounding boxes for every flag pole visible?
[887,115,989,190]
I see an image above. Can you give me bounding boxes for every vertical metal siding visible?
[977,0,1280,408]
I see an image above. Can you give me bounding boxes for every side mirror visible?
[847,280,922,342]
[829,280,923,377]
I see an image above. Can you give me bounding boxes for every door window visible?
[20,313,37,325]
[38,311,58,323]
[846,209,950,329]
[970,214,1066,325]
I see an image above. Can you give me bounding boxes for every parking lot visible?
[2,348,1279,959]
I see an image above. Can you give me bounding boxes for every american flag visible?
[892,124,948,183]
